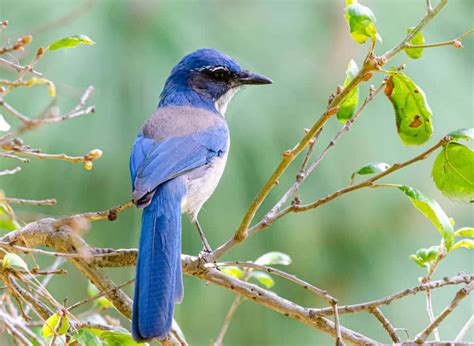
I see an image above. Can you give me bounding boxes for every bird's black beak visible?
[237,70,273,85]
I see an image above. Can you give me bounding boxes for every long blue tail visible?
[132,178,185,341]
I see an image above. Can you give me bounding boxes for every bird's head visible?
[160,48,272,115]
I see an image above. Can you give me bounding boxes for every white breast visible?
[181,140,230,221]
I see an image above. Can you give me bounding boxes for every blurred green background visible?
[1,0,473,344]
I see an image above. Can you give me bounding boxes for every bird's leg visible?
[194,219,212,254]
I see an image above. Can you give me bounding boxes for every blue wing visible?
[129,126,228,207]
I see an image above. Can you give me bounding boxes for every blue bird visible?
[129,48,272,341]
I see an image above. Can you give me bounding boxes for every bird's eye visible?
[204,67,230,82]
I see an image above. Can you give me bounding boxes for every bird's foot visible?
[198,248,213,264]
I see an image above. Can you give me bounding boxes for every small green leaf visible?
[451,239,474,250]
[0,208,17,231]
[99,329,146,346]
[432,143,474,203]
[385,72,433,146]
[337,59,360,122]
[71,329,104,346]
[345,0,380,44]
[454,227,474,238]
[2,253,28,271]
[250,271,275,289]
[398,186,454,249]
[0,114,10,132]
[404,28,425,59]
[350,162,391,183]
[447,128,474,141]
[410,245,439,267]
[48,35,95,51]
[87,282,114,309]
[42,312,70,337]
[221,266,243,279]
[255,251,292,266]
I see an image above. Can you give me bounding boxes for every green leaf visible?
[0,208,17,231]
[447,128,474,141]
[255,251,292,266]
[99,330,146,346]
[345,0,380,44]
[451,239,474,250]
[2,253,28,270]
[71,329,104,346]
[48,35,95,51]
[87,282,114,309]
[410,245,439,267]
[432,143,474,203]
[249,271,275,289]
[221,266,243,279]
[404,27,425,59]
[350,162,391,183]
[454,227,474,238]
[398,186,454,249]
[385,72,433,146]
[42,312,70,337]
[337,59,360,122]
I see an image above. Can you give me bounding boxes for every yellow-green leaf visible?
[454,227,474,238]
[99,330,146,345]
[48,35,95,51]
[2,253,28,270]
[221,266,243,279]
[42,312,70,337]
[337,59,360,122]
[0,208,17,231]
[385,72,433,146]
[432,143,474,203]
[398,186,454,249]
[87,282,114,309]
[255,251,292,266]
[250,271,275,289]
[345,0,380,44]
[404,27,425,59]
[451,239,474,251]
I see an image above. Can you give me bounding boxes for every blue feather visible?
[132,178,186,341]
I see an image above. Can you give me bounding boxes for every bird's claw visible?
[198,248,212,264]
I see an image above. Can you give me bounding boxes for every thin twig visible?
[404,28,474,49]
[414,282,474,343]
[0,57,42,76]
[312,274,473,317]
[67,278,134,311]
[455,315,474,342]
[0,197,56,206]
[0,166,21,176]
[425,289,440,341]
[370,307,401,343]
[213,269,250,346]
[211,261,336,304]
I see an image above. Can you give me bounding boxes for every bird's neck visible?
[158,87,219,114]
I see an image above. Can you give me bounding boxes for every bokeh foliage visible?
[0,0,472,344]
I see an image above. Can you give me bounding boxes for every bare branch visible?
[0,197,56,206]
[0,166,21,176]
[455,315,474,342]
[404,28,474,49]
[414,282,474,343]
[370,307,401,343]
[212,261,336,304]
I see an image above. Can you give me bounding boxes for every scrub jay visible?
[129,48,272,341]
